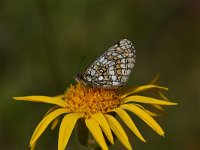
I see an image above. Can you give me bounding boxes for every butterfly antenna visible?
[77,56,86,74]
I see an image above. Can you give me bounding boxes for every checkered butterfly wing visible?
[76,39,136,88]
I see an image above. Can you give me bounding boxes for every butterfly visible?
[75,39,136,89]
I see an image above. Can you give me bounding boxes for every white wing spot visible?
[98,76,103,81]
[91,70,96,76]
[112,81,119,85]
[109,70,115,75]
[99,57,105,63]
[112,76,117,80]
[120,64,125,68]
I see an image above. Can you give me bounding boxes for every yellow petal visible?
[30,108,68,146]
[58,113,82,150]
[152,91,171,112]
[158,91,169,101]
[92,113,114,144]
[114,108,146,142]
[44,106,59,116]
[122,84,168,98]
[135,104,158,117]
[13,96,67,107]
[43,107,60,130]
[54,94,65,99]
[30,142,36,150]
[50,117,59,130]
[152,104,165,112]
[120,104,164,136]
[143,109,158,117]
[123,95,177,105]
[105,114,132,150]
[149,74,160,84]
[85,118,108,150]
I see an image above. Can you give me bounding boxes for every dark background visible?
[0,0,200,149]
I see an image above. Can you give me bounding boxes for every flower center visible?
[64,83,121,118]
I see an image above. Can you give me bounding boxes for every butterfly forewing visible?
[77,39,136,89]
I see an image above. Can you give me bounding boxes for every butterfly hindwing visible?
[79,39,136,89]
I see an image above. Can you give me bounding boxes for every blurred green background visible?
[0,0,200,149]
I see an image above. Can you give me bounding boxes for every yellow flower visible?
[13,79,177,150]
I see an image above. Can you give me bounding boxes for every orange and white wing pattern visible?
[76,39,136,89]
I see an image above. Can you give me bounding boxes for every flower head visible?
[13,78,177,150]
[64,83,121,118]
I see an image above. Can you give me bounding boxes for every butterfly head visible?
[75,73,84,83]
